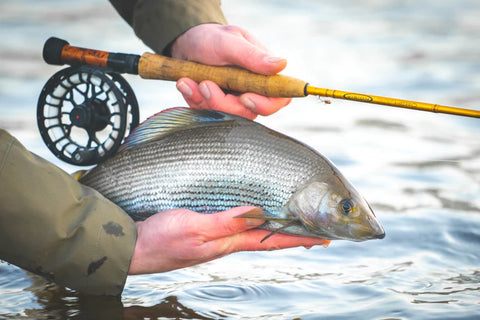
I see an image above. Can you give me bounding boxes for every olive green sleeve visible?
[109,0,227,55]
[0,129,136,296]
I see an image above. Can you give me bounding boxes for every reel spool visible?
[37,65,139,166]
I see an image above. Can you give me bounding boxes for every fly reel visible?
[37,65,139,166]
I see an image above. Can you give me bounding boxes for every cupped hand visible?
[128,207,330,275]
[171,24,292,120]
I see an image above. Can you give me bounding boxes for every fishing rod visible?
[42,37,480,118]
[38,37,480,166]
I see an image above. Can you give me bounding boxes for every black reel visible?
[37,66,139,166]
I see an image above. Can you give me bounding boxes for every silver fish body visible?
[80,108,385,241]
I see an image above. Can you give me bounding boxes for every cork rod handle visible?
[138,52,307,98]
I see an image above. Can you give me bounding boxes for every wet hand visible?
[128,207,330,275]
[171,24,292,120]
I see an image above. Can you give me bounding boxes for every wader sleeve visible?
[108,0,227,55]
[0,129,136,296]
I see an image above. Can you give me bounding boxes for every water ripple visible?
[183,283,269,303]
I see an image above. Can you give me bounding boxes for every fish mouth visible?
[358,208,385,240]
[363,222,385,240]
[343,219,385,241]
[375,231,386,239]
[358,219,385,240]
[371,218,386,239]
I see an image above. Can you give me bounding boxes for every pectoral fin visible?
[234,211,299,243]
[260,220,298,243]
[234,211,296,225]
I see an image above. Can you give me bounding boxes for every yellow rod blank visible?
[306,86,480,119]
[138,52,480,119]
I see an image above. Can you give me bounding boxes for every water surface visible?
[0,0,479,319]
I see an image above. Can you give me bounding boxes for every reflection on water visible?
[1,0,479,319]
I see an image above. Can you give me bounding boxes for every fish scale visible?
[80,118,326,220]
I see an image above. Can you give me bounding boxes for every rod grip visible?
[138,52,307,98]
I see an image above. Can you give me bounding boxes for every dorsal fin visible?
[119,107,245,152]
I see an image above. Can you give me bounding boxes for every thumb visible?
[222,40,287,76]
[217,27,287,75]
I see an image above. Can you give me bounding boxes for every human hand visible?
[128,207,330,275]
[171,24,292,120]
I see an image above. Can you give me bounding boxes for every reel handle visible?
[42,37,308,98]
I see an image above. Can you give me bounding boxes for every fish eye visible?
[339,198,355,216]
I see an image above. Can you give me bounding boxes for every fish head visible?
[287,174,385,241]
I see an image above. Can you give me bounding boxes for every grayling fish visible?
[79,107,385,241]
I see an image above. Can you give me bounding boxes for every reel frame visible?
[37,65,139,166]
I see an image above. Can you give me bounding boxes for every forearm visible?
[108,0,227,54]
[0,129,136,296]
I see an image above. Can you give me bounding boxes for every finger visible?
[233,26,270,53]
[216,26,287,75]
[177,79,258,119]
[193,207,267,241]
[197,81,260,119]
[244,230,331,251]
[223,229,331,252]
[239,94,292,116]
[172,24,286,76]
[176,78,208,109]
[177,79,289,119]
[219,37,287,76]
[202,229,331,260]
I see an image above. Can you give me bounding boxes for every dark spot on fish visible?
[87,256,107,276]
[103,221,125,236]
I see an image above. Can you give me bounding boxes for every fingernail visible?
[240,96,257,111]
[236,208,266,227]
[264,56,285,64]
[199,82,211,100]
[245,218,265,227]
[176,81,193,98]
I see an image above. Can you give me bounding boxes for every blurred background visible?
[1,0,479,319]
